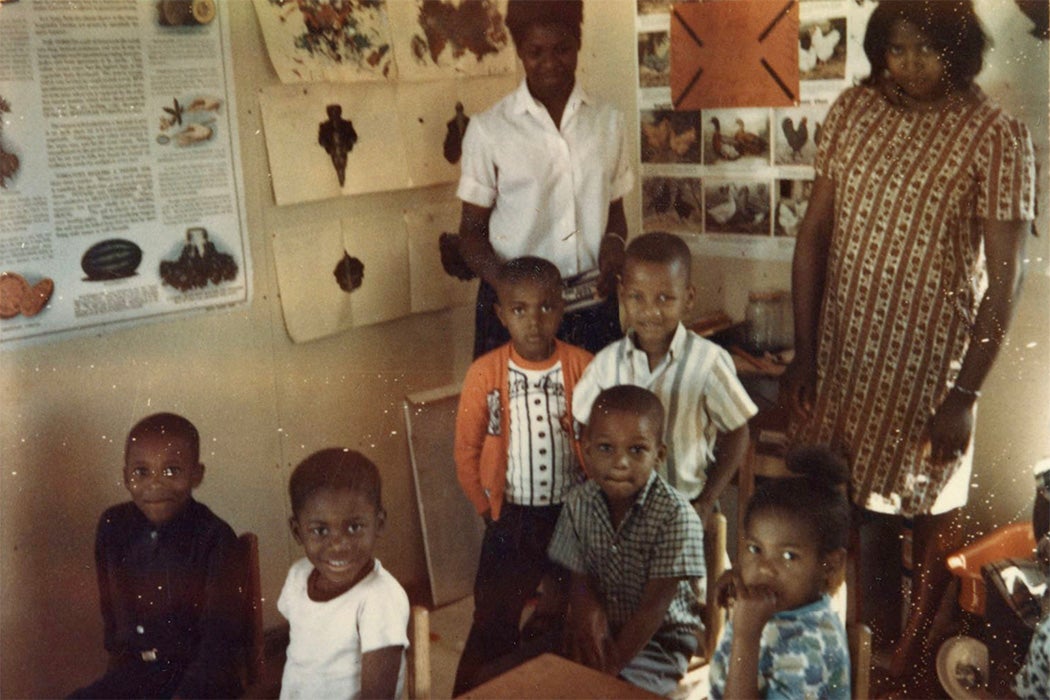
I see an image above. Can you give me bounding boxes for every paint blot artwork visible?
[318,104,358,186]
[443,102,470,164]
[333,252,364,292]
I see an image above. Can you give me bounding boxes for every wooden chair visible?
[407,605,431,700]
[848,622,873,700]
[237,532,266,690]
[672,512,729,700]
[703,512,729,658]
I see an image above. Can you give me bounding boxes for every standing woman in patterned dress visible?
[782,0,1036,688]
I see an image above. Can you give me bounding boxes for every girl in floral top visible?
[710,447,851,699]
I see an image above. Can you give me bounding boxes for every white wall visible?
[0,1,1045,697]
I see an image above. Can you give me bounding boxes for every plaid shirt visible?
[548,472,705,636]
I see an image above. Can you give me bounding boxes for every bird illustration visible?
[709,117,741,162]
[799,36,819,73]
[668,126,698,160]
[646,178,672,216]
[782,117,808,161]
[642,116,671,160]
[673,181,701,221]
[811,24,841,65]
[734,119,768,157]
[707,184,738,225]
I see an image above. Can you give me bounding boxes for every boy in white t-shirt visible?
[278,449,409,700]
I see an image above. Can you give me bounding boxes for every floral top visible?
[710,595,850,700]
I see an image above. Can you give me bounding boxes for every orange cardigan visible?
[454,340,593,521]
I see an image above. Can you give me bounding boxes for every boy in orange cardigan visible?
[453,256,593,694]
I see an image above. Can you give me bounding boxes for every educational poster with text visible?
[0,0,251,347]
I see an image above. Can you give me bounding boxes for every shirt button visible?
[538,432,546,438]
[136,625,145,634]
[539,448,547,455]
[150,531,158,540]
[536,415,544,421]
[540,465,548,471]
[534,399,541,405]
[540,480,548,486]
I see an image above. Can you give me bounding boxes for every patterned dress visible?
[795,86,1035,516]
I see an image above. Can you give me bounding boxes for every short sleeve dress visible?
[794,86,1035,516]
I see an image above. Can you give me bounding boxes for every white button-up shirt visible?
[457,80,634,278]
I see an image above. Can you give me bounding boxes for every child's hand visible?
[713,568,739,609]
[569,597,613,672]
[728,575,779,639]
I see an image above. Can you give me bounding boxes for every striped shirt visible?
[548,472,705,637]
[572,323,757,499]
[505,360,582,506]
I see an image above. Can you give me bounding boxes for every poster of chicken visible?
[640,109,701,164]
[702,108,771,167]
[386,0,516,81]
[773,102,831,167]
[252,0,397,83]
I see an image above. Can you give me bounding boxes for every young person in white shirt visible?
[456,0,633,357]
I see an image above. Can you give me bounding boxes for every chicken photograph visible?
[704,180,771,234]
[704,109,769,165]
[642,176,704,230]
[640,109,700,164]
[774,103,830,166]
[799,17,846,80]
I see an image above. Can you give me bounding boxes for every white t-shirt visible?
[278,557,409,700]
[457,79,633,278]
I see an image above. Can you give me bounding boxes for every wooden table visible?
[457,653,665,699]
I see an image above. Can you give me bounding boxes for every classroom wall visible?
[0,1,1045,697]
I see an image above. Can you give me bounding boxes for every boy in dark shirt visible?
[71,413,244,699]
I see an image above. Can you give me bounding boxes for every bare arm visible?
[360,645,404,699]
[597,199,628,297]
[722,571,777,700]
[606,577,681,675]
[458,202,502,287]
[567,572,613,671]
[782,175,835,420]
[926,218,1027,463]
[693,424,749,530]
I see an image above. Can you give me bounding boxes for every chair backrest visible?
[237,532,266,689]
[407,605,431,700]
[703,512,728,657]
[847,622,872,700]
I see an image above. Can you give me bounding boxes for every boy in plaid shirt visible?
[548,385,705,695]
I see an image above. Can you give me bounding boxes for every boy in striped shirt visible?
[572,232,755,531]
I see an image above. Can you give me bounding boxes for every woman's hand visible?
[925,390,975,464]
[780,356,817,421]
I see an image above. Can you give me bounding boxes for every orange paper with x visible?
[671,0,800,109]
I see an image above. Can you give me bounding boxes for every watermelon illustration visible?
[81,239,143,280]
